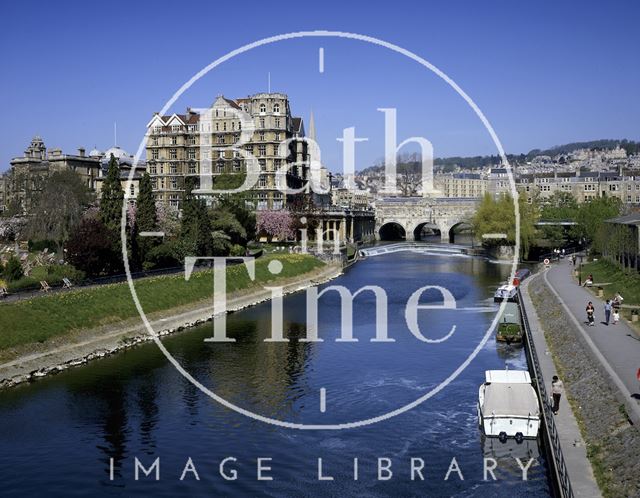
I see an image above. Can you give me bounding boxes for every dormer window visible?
[273,103,280,114]
[259,103,266,113]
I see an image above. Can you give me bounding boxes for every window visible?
[259,159,266,171]
[150,165,157,174]
[259,103,266,113]
[259,118,265,129]
[584,184,595,191]
[170,178,178,189]
[273,103,280,113]
[223,122,227,131]
[152,137,158,146]
[217,162,224,173]
[233,161,241,172]
[275,132,281,142]
[130,184,135,196]
[259,132,265,141]
[188,135,197,145]
[169,148,177,159]
[258,145,266,156]
[170,163,178,174]
[609,184,619,191]
[259,175,267,187]
[188,149,196,160]
[188,164,196,175]
[172,125,180,133]
[274,118,281,128]
[151,149,159,160]
[217,135,225,144]
[627,195,632,202]
[215,123,219,131]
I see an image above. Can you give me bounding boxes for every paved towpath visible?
[544,258,640,422]
[521,276,602,498]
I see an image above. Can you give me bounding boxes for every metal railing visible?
[518,288,575,498]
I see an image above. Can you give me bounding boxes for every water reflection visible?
[0,252,551,497]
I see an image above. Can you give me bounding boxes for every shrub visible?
[3,256,24,282]
[229,244,246,257]
[143,241,181,270]
[46,264,85,283]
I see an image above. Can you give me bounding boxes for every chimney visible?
[78,147,85,157]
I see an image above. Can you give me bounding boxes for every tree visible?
[472,192,539,259]
[179,178,214,257]
[135,172,158,262]
[3,255,24,282]
[256,209,295,242]
[25,170,93,251]
[66,218,121,277]
[572,196,622,254]
[99,154,124,232]
[136,173,157,233]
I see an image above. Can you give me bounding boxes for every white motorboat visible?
[477,370,540,442]
[494,284,518,302]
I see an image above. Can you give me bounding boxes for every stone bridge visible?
[374,197,479,242]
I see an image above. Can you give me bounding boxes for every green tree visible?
[472,192,539,259]
[135,172,158,262]
[179,178,214,257]
[26,170,93,252]
[3,255,24,282]
[99,154,124,232]
[571,196,622,254]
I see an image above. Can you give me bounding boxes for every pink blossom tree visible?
[256,209,295,242]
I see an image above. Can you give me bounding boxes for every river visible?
[0,251,552,497]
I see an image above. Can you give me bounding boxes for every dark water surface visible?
[0,252,552,497]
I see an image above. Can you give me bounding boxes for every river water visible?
[0,251,552,497]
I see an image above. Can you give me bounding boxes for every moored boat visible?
[477,370,540,442]
[494,284,518,302]
[512,268,531,286]
[496,301,523,343]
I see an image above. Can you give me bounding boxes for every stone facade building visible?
[7,136,101,213]
[146,93,311,210]
[435,172,488,198]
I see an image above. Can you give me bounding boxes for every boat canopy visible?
[483,383,540,417]
[485,370,531,384]
[499,302,521,324]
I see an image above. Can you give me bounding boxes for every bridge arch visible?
[448,221,473,244]
[413,222,442,242]
[378,222,406,241]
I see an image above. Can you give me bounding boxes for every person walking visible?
[613,308,620,325]
[604,300,612,325]
[586,301,595,326]
[571,254,576,266]
[551,376,564,415]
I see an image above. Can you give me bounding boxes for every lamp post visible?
[578,255,583,286]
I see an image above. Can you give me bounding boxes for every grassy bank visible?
[0,254,324,351]
[581,259,640,305]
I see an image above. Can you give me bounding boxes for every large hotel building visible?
[145,93,312,210]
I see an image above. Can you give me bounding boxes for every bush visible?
[143,241,181,270]
[6,276,39,293]
[3,256,24,282]
[229,244,246,257]
[28,239,58,252]
[46,264,85,283]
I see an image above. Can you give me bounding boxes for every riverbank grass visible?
[581,259,640,306]
[0,254,324,351]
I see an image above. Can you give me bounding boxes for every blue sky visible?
[1,0,638,173]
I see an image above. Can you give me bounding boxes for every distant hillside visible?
[527,139,640,157]
[358,139,639,175]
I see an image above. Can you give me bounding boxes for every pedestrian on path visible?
[572,254,576,266]
[604,300,612,325]
[551,376,564,414]
[586,301,595,326]
[613,292,624,311]
[613,309,620,325]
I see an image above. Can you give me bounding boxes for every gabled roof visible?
[605,213,640,225]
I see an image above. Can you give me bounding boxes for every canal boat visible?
[496,302,523,344]
[477,370,540,442]
[493,284,518,302]
[512,268,531,286]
